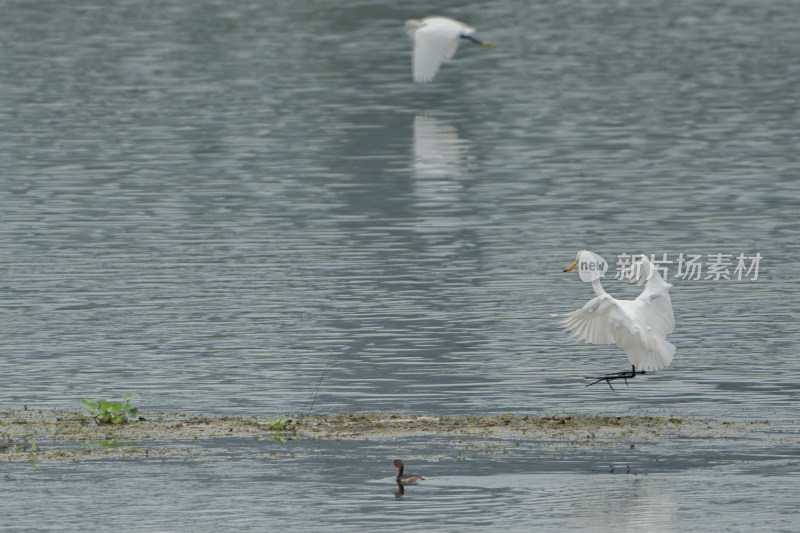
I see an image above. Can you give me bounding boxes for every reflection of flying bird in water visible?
[413,115,465,178]
[393,460,426,485]
[405,16,495,83]
[562,251,676,389]
[412,115,467,207]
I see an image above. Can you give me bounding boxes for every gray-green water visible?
[2,0,799,531]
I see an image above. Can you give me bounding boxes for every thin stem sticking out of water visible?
[301,353,334,417]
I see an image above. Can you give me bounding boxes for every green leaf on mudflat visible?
[82,398,100,411]
[102,402,123,413]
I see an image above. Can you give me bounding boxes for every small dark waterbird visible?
[392,459,426,485]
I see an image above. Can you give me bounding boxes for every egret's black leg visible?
[585,365,646,390]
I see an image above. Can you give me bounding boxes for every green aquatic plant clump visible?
[264,416,295,431]
[81,393,139,425]
[254,416,297,445]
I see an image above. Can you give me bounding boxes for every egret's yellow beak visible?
[481,41,496,48]
[563,260,579,272]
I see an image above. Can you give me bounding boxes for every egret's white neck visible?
[591,277,607,297]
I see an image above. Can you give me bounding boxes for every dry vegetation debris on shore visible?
[1,408,791,463]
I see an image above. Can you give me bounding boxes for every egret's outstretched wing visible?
[562,291,675,372]
[627,257,675,337]
[561,294,637,346]
[407,19,470,83]
[636,278,675,337]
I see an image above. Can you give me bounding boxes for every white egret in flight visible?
[562,251,675,389]
[405,16,495,83]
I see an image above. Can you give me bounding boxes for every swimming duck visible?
[392,459,426,485]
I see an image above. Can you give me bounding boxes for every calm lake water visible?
[2,0,799,530]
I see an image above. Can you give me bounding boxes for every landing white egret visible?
[405,16,495,83]
[562,251,676,388]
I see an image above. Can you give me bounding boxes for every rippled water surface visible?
[3,434,800,532]
[2,0,799,530]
